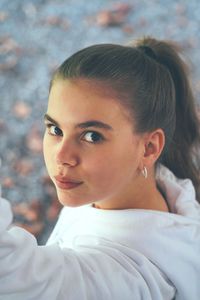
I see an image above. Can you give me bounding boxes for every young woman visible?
[0,37,200,300]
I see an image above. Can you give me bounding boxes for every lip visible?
[54,176,83,190]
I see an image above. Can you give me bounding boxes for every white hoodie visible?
[0,164,200,300]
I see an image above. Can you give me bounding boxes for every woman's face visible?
[43,79,145,209]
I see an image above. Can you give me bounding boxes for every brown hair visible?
[50,37,200,201]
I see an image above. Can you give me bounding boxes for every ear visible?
[141,129,165,169]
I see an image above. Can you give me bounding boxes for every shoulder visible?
[69,236,176,299]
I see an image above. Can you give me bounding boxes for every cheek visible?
[84,146,138,188]
[43,134,53,172]
[43,135,48,161]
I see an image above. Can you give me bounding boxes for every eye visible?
[83,131,104,143]
[46,124,63,136]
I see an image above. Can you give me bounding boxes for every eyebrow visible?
[44,114,113,131]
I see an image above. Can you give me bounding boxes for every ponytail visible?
[136,37,200,201]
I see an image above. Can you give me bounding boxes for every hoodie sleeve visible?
[0,198,87,300]
[0,198,175,300]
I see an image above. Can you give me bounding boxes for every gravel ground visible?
[1,0,200,243]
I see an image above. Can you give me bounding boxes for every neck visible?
[93,169,169,212]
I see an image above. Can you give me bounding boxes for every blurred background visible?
[1,0,200,244]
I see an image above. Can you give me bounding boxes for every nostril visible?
[55,144,79,167]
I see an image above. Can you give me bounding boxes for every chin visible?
[57,194,88,208]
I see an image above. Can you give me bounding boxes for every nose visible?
[55,139,80,167]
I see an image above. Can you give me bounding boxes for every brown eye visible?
[83,131,104,143]
[47,124,63,136]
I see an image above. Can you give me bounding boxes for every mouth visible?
[54,176,83,190]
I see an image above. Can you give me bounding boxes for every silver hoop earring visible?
[141,166,148,179]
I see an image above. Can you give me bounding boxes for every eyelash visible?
[82,131,105,144]
[46,124,63,136]
[45,123,105,144]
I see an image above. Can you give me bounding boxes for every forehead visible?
[49,78,120,105]
[48,79,133,127]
